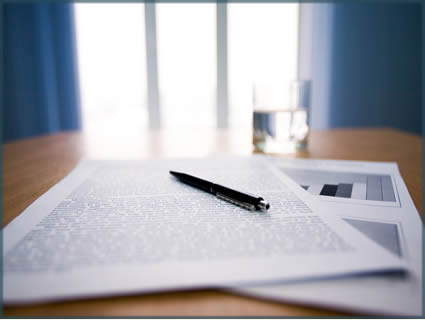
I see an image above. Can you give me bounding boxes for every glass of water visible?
[252,80,311,154]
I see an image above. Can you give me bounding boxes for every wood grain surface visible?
[2,127,422,316]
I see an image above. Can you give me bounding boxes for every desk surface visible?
[3,127,422,316]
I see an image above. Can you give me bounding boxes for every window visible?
[74,3,299,132]
[156,3,216,129]
[74,3,148,137]
[228,3,299,128]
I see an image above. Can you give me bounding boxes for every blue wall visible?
[329,3,422,135]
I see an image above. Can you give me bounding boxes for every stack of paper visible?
[2,156,418,315]
[232,157,422,316]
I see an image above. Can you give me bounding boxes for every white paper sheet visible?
[233,157,422,316]
[3,157,405,304]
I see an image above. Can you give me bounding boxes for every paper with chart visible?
[3,157,405,304]
[234,157,422,316]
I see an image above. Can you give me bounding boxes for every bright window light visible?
[228,3,299,128]
[156,3,216,129]
[74,3,299,132]
[74,3,148,136]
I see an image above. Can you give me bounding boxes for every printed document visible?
[3,157,405,304]
[234,157,422,316]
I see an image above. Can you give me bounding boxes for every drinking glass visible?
[252,80,311,154]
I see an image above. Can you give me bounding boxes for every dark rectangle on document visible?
[344,218,401,257]
[320,184,338,196]
[366,176,382,201]
[381,176,396,202]
[335,183,353,198]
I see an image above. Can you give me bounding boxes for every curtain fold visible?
[328,3,421,134]
[3,3,81,142]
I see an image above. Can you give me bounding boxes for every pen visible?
[169,171,270,211]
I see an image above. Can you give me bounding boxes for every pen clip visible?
[216,192,256,211]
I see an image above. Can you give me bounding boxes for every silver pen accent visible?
[257,199,270,211]
[216,192,257,211]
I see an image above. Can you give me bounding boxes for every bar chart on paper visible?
[281,168,397,202]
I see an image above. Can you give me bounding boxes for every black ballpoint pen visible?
[170,171,270,211]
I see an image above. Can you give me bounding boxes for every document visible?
[234,157,422,316]
[3,157,405,304]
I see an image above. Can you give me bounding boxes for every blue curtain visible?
[3,3,81,142]
[328,3,422,135]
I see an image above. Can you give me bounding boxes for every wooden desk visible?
[3,128,422,316]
